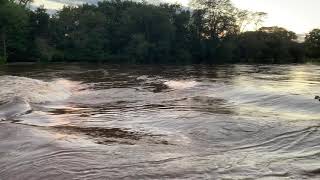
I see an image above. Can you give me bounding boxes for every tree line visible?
[1,0,320,64]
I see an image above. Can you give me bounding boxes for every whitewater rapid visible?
[0,75,83,121]
[0,76,80,103]
[1,64,320,179]
[0,97,32,120]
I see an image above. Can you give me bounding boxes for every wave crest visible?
[164,80,198,90]
[0,76,80,103]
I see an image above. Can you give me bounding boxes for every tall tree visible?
[0,0,309,64]
[0,0,28,62]
[190,0,240,39]
[12,0,33,7]
[305,29,320,58]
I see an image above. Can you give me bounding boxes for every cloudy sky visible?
[32,0,320,34]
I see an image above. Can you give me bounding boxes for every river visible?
[0,64,320,179]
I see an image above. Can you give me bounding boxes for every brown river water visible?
[0,64,320,179]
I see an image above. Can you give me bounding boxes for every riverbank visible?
[1,59,320,66]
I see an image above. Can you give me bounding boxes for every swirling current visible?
[0,64,320,179]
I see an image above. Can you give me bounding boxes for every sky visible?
[32,0,320,34]
[231,0,320,34]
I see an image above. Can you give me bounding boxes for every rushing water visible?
[0,63,320,179]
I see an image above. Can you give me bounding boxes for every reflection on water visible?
[0,64,320,179]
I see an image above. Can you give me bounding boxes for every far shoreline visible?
[1,59,320,66]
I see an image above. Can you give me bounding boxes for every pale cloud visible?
[32,0,66,9]
[165,0,189,6]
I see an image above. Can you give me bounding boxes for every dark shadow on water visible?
[53,126,169,145]
[148,82,170,93]
[303,168,320,177]
[185,96,236,114]
[46,95,235,116]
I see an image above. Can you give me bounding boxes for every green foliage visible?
[0,0,314,64]
[305,29,320,58]
[0,56,6,64]
[190,0,240,39]
[235,27,305,63]
[0,0,29,61]
[125,34,152,63]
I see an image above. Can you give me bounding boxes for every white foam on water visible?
[0,97,32,120]
[164,80,198,90]
[0,76,81,104]
[15,111,71,126]
[136,75,150,81]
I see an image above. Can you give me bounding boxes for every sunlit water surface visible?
[0,64,320,179]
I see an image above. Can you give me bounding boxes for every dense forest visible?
[0,0,320,64]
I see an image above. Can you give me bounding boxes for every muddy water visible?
[0,64,320,179]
